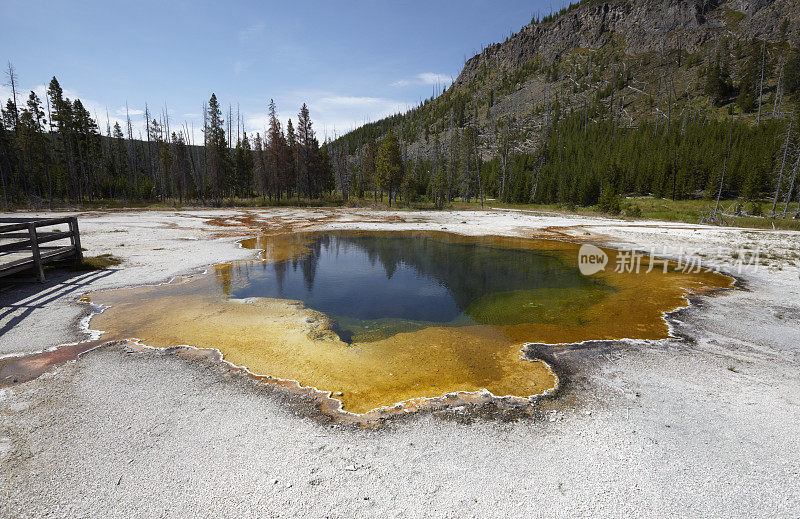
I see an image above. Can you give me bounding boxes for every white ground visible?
[1,208,799,518]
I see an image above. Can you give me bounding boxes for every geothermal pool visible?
[86,231,733,415]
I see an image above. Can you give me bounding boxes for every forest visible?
[1,36,800,215]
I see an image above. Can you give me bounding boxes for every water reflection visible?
[221,233,610,341]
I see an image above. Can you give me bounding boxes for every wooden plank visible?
[1,231,72,239]
[70,217,83,263]
[30,230,72,246]
[0,232,73,253]
[30,217,74,228]
[40,246,76,260]
[0,217,81,281]
[0,217,73,225]
[0,217,74,233]
[28,223,45,283]
[0,256,35,272]
[0,247,75,271]
[0,240,31,253]
[0,222,31,233]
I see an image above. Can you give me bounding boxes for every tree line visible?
[0,70,365,208]
[333,33,800,214]
[2,34,800,213]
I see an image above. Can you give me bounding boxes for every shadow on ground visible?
[0,268,116,338]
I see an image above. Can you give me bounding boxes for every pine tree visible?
[18,91,51,204]
[285,118,297,198]
[376,129,403,206]
[737,48,760,113]
[361,137,378,201]
[266,99,287,199]
[204,93,228,200]
[785,44,800,95]
[234,132,254,198]
[253,132,268,199]
[319,142,336,198]
[294,103,317,199]
[0,110,14,208]
[47,77,78,202]
[111,122,129,199]
[705,50,734,106]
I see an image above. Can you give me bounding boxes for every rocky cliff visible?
[453,0,796,89]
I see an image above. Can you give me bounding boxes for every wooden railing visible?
[0,217,83,282]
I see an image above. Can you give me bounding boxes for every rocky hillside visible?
[335,0,799,161]
[454,0,795,88]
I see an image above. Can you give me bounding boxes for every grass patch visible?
[74,254,123,271]
[722,7,746,30]
[455,197,800,231]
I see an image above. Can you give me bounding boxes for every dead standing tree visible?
[783,146,800,218]
[772,117,794,215]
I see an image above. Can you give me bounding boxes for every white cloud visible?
[238,22,265,42]
[0,85,12,105]
[318,95,397,107]
[113,107,144,116]
[241,93,413,142]
[390,72,452,88]
[233,60,250,75]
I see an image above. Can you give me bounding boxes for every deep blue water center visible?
[223,233,605,341]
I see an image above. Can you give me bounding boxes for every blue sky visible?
[1,0,570,141]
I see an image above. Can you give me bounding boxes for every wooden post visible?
[28,222,45,283]
[69,217,83,265]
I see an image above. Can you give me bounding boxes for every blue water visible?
[221,233,605,341]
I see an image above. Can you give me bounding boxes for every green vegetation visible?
[375,130,403,206]
[0,79,334,208]
[456,197,800,231]
[74,254,123,271]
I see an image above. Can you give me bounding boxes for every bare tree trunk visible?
[783,149,800,218]
[774,56,783,117]
[714,113,735,217]
[757,41,765,125]
[5,62,19,129]
[773,119,793,214]
[472,102,483,208]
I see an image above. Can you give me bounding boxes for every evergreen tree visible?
[376,129,403,206]
[785,44,800,95]
[18,91,51,204]
[361,137,378,201]
[705,51,734,106]
[0,109,14,208]
[111,122,129,199]
[234,132,254,197]
[737,49,760,112]
[294,103,317,198]
[319,142,336,198]
[47,77,78,202]
[172,131,189,203]
[204,93,228,200]
[429,132,448,208]
[266,99,288,199]
[285,118,297,198]
[252,132,268,199]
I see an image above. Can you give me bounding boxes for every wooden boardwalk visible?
[0,217,83,282]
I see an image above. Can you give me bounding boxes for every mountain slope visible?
[336,0,798,160]
[329,0,800,210]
